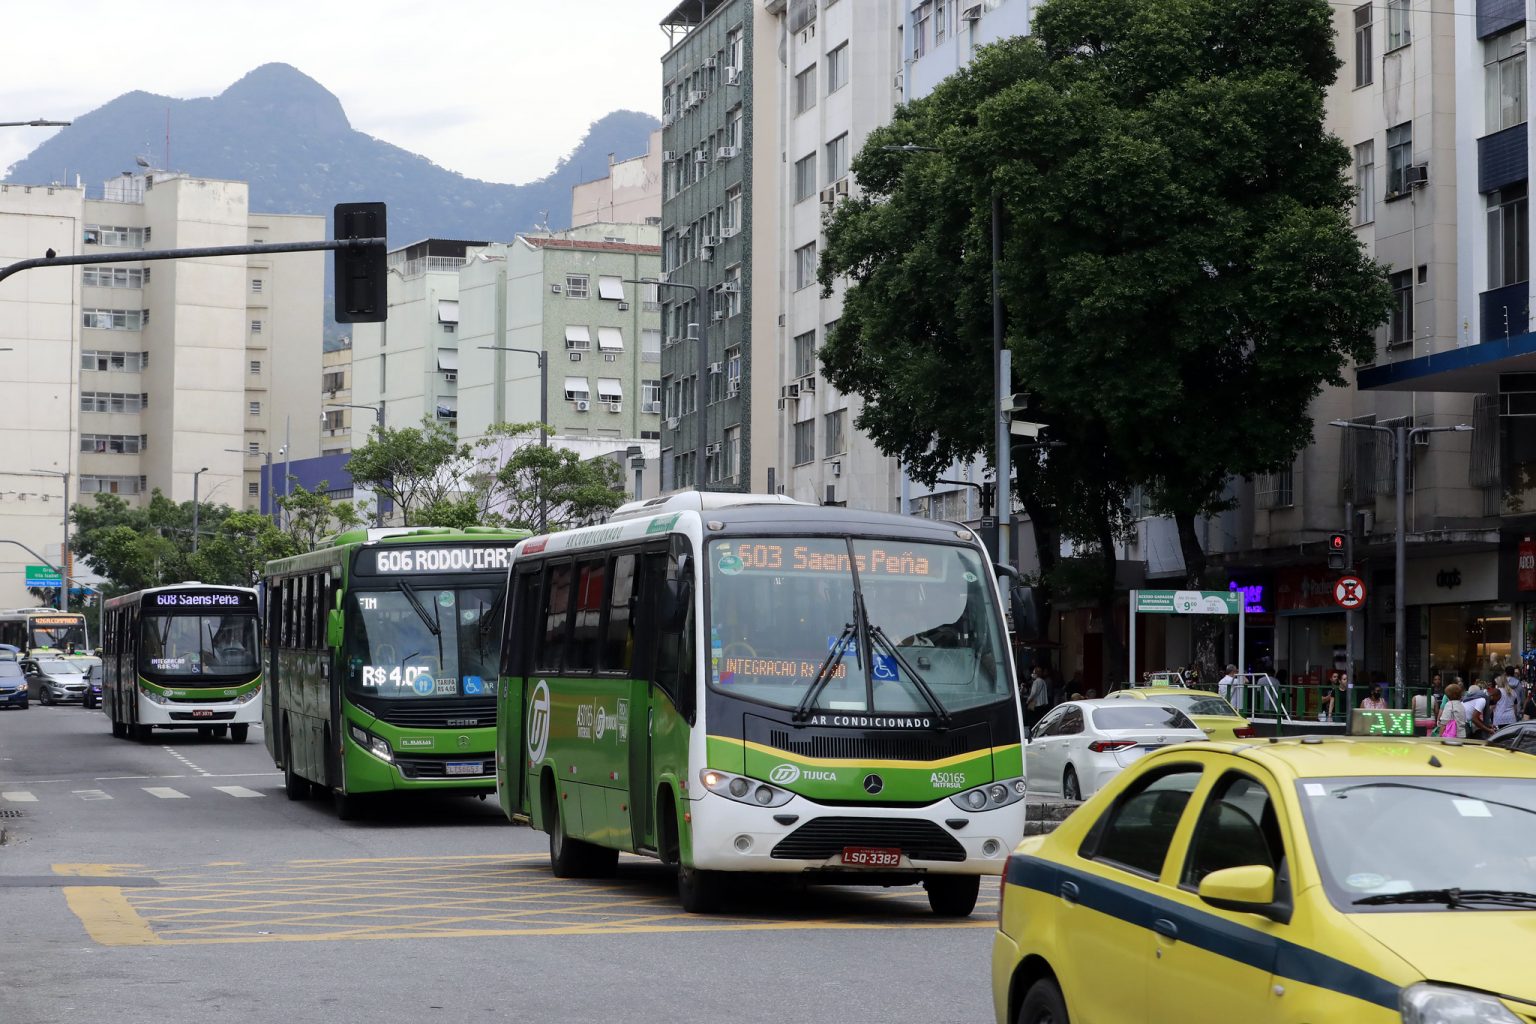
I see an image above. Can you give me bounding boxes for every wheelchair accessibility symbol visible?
[872,655,899,682]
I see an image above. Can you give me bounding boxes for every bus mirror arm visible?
[327,609,344,649]
[994,563,1021,582]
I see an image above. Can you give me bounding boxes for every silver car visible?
[25,657,89,705]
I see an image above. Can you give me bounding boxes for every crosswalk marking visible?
[143,787,188,800]
[212,786,263,799]
[73,790,112,801]
[2,791,37,802]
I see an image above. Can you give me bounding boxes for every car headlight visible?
[698,768,792,808]
[141,687,171,705]
[949,778,1027,812]
[349,723,393,763]
[1400,983,1523,1024]
[231,687,260,705]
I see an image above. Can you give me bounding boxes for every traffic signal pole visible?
[1344,502,1356,717]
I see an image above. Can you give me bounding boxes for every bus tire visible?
[213,725,228,738]
[229,724,248,743]
[198,727,213,739]
[925,874,980,917]
[677,865,725,914]
[333,790,364,821]
[132,724,153,743]
[283,727,312,801]
[111,720,126,739]
[545,782,614,878]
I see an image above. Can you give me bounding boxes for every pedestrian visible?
[1318,681,1336,723]
[1217,664,1239,707]
[1463,682,1492,740]
[1492,678,1519,731]
[1024,668,1050,728]
[1415,673,1444,721]
[1524,683,1536,722]
[1186,662,1203,689]
[1436,682,1468,738]
[1507,668,1528,716]
[1361,686,1387,710]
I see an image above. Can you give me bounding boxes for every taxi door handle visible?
[1059,880,1079,904]
[1153,918,1179,941]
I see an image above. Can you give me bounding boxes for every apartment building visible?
[660,0,779,492]
[455,225,664,446]
[571,130,664,228]
[0,172,322,606]
[320,341,354,455]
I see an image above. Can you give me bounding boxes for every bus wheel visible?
[111,720,126,739]
[333,790,364,821]
[546,786,616,878]
[229,724,248,743]
[132,724,153,743]
[213,725,228,738]
[925,874,980,917]
[677,865,725,914]
[282,727,312,801]
[198,727,213,739]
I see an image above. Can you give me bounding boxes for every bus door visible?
[263,579,283,764]
[498,567,539,820]
[632,540,695,853]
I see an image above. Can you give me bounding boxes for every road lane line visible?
[143,787,189,799]
[213,786,263,799]
[63,886,164,946]
[2,791,37,802]
[73,790,112,801]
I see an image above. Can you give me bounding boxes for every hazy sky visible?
[0,0,669,184]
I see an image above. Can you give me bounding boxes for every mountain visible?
[4,64,659,345]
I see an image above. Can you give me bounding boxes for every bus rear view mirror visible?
[327,609,345,649]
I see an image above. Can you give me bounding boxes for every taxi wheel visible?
[1017,979,1070,1024]
[230,724,249,743]
[1063,767,1082,802]
[925,874,980,917]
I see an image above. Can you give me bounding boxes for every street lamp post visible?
[1328,419,1472,706]
[28,469,69,611]
[883,144,1011,566]
[191,467,209,553]
[0,119,71,128]
[626,278,703,490]
[326,402,385,526]
[479,345,550,532]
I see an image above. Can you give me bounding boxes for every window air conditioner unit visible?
[704,234,722,248]
[608,401,622,413]
[570,351,583,362]
[701,247,714,262]
[1405,163,1429,188]
[721,281,741,293]
[665,336,681,347]
[662,112,675,127]
[819,186,837,206]
[575,400,591,412]
[445,372,458,383]
[695,151,710,164]
[702,56,718,70]
[712,310,725,320]
[688,90,705,106]
[720,226,739,239]
[799,375,815,392]
[715,146,740,160]
[781,383,801,399]
[666,416,680,429]
[776,397,786,410]
[726,382,740,397]
[961,2,982,20]
[709,361,723,374]
[618,301,630,311]
[725,67,740,86]
[706,442,722,456]
[663,150,679,162]
[834,178,849,196]
[550,283,562,294]
[657,272,670,283]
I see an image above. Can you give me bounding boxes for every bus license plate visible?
[841,846,901,867]
[445,762,483,776]
[192,709,213,718]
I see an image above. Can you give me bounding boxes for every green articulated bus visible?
[264,526,529,819]
[101,583,263,742]
[495,493,1027,915]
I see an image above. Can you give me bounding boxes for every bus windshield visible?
[31,615,88,652]
[141,614,260,678]
[344,584,502,700]
[707,537,1009,715]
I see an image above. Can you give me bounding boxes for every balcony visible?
[1480,282,1530,342]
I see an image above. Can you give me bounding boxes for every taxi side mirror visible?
[1197,865,1277,914]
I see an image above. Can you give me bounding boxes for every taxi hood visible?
[1346,911,1536,1008]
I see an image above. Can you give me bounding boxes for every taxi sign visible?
[1333,576,1365,609]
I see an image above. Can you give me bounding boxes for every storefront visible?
[1226,574,1275,672]
[1275,566,1347,710]
[1406,551,1508,686]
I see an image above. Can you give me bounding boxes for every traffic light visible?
[1327,532,1347,570]
[334,202,387,323]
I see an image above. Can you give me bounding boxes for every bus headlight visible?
[349,724,393,764]
[140,687,171,705]
[698,768,793,808]
[230,687,260,705]
[949,778,1026,813]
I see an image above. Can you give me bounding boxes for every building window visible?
[794,331,817,378]
[82,267,147,288]
[1353,4,1373,88]
[642,329,661,363]
[913,2,930,58]
[1354,141,1375,225]
[251,278,263,293]
[322,370,346,392]
[81,308,147,331]
[565,274,590,298]
[794,153,818,202]
[795,64,818,115]
[78,475,144,495]
[250,401,262,416]
[824,409,847,457]
[1488,184,1530,290]
[727,27,742,71]
[79,433,142,454]
[564,377,591,403]
[250,359,262,375]
[79,391,145,413]
[1386,0,1409,50]
[725,346,742,395]
[250,319,263,334]
[826,133,849,183]
[723,425,740,479]
[80,350,147,372]
[642,379,662,412]
[84,225,148,248]
[248,482,260,497]
[1388,270,1413,346]
[1256,466,1294,508]
[728,107,743,151]
[725,184,742,232]
[598,276,625,301]
[1385,122,1411,196]
[723,264,742,317]
[827,42,849,94]
[795,243,818,291]
[1486,27,1527,133]
[565,325,592,350]
[794,419,816,465]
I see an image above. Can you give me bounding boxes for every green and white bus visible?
[264,526,528,819]
[0,607,91,656]
[101,583,263,742]
[495,494,1027,915]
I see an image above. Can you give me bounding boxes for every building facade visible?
[571,130,664,228]
[320,341,354,456]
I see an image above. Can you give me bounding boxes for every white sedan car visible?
[1025,698,1206,801]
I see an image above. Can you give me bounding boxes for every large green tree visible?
[477,423,628,531]
[820,0,1391,678]
[344,418,469,527]
[277,482,366,551]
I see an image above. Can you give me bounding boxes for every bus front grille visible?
[371,699,497,729]
[766,727,981,763]
[770,817,966,862]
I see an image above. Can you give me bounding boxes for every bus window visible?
[600,554,637,674]
[536,563,573,673]
[568,559,606,674]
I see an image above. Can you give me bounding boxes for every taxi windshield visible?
[1299,775,1536,911]
[706,536,1009,715]
[1143,693,1241,718]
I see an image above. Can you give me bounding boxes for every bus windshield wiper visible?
[868,624,952,729]
[396,581,440,637]
[1354,888,1536,908]
[793,622,858,723]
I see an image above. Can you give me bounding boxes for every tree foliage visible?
[277,482,366,551]
[343,418,469,527]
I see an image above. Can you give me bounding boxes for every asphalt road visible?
[2,703,1000,1024]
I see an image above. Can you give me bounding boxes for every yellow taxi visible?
[992,736,1536,1024]
[1107,685,1256,741]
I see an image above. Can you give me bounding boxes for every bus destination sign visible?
[364,545,515,576]
[150,591,258,610]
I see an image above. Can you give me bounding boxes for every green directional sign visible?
[1134,589,1241,615]
[25,565,61,589]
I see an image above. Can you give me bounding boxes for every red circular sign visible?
[1334,576,1366,609]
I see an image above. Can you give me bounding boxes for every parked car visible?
[24,657,89,705]
[1487,721,1536,755]
[0,659,27,709]
[1026,699,1206,800]
[1105,685,1257,740]
[994,736,1536,1024]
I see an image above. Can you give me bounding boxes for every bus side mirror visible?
[327,609,344,649]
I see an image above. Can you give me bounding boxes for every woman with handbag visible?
[1435,681,1468,738]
